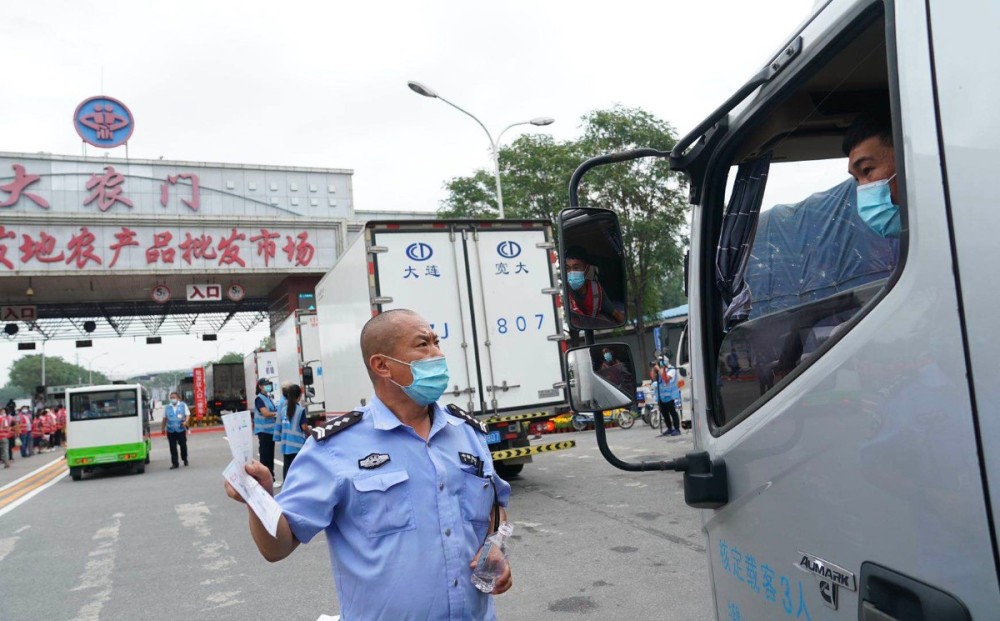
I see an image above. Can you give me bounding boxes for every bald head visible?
[360,309,421,377]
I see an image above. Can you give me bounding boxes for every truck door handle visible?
[487,381,520,393]
[859,562,970,621]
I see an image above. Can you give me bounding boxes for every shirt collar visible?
[369,395,455,437]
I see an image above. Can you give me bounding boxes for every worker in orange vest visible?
[43,409,57,451]
[55,405,67,448]
[17,408,32,458]
[0,407,13,468]
[31,412,46,454]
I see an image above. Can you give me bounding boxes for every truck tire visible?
[70,467,82,481]
[496,463,524,479]
[133,463,145,474]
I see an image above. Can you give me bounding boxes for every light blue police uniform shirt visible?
[276,395,511,621]
[164,402,188,433]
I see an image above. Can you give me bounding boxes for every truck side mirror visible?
[565,343,636,412]
[679,367,688,378]
[557,208,628,331]
[301,366,314,387]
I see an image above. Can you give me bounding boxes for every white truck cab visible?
[561,1,999,618]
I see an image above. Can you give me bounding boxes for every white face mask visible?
[170,399,179,406]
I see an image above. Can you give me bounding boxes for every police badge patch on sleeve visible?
[358,453,391,470]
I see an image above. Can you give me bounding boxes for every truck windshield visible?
[70,389,139,422]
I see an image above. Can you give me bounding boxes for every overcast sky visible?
[0,0,817,387]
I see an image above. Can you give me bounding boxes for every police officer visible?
[225,309,513,621]
[161,391,190,469]
[253,378,279,477]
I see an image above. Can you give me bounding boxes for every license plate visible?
[486,430,501,445]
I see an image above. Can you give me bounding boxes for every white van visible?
[65,384,151,480]
[562,0,1000,618]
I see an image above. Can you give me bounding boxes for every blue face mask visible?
[567,270,586,291]
[382,355,450,406]
[603,352,613,363]
[857,174,900,238]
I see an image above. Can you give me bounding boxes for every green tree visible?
[217,352,244,364]
[8,355,108,394]
[0,382,24,404]
[438,105,689,364]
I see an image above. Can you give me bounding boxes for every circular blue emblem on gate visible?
[73,95,135,149]
[497,241,522,259]
[406,242,434,261]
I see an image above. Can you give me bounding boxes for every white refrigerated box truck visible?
[314,219,576,477]
[243,350,280,410]
[274,310,326,418]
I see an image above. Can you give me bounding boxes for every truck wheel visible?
[496,463,524,479]
[70,467,82,481]
[133,464,145,474]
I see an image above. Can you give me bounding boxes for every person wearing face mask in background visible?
[161,391,190,469]
[564,246,626,329]
[278,384,311,479]
[253,378,278,478]
[225,309,513,621]
[844,111,901,238]
[596,347,632,394]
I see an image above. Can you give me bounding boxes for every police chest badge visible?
[358,453,391,470]
[459,452,484,476]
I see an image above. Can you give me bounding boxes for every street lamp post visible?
[407,81,554,219]
[86,352,110,384]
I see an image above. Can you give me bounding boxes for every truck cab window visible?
[709,13,904,428]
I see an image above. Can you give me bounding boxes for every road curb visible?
[150,426,224,439]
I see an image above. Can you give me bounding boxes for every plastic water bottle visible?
[471,521,514,593]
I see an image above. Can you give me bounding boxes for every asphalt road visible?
[0,424,711,620]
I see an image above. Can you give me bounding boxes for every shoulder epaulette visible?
[312,411,364,442]
[446,404,488,434]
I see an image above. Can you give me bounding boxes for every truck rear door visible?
[299,313,325,414]
[465,226,564,414]
[371,225,479,413]
[688,3,998,619]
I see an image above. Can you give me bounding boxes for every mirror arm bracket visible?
[592,409,729,509]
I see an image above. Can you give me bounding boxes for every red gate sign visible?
[192,367,207,420]
[1,305,37,321]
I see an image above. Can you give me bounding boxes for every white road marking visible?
[624,481,648,488]
[0,536,19,562]
[69,513,123,621]
[14,525,31,534]
[175,501,244,610]
[0,455,65,492]
[316,615,341,621]
[0,467,68,519]
[175,502,212,538]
